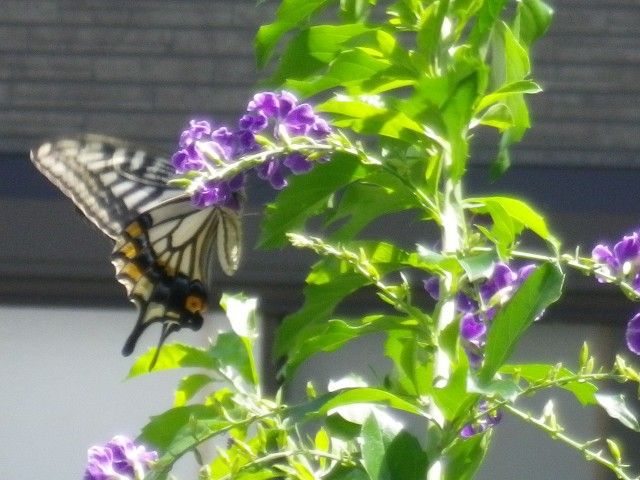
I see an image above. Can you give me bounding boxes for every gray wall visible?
[1,1,640,479]
[0,0,638,165]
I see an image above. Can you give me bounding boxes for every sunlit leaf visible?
[259,152,368,249]
[479,262,564,382]
[595,393,640,432]
[127,344,217,378]
[174,374,214,407]
[501,363,598,405]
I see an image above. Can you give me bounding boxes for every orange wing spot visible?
[122,262,143,281]
[185,295,205,314]
[119,242,138,259]
[125,222,143,238]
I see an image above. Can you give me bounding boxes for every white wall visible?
[0,306,224,479]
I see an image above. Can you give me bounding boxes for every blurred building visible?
[0,1,639,479]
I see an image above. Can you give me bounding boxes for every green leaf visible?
[489,22,534,176]
[324,170,421,241]
[478,262,564,382]
[259,152,368,249]
[174,374,214,407]
[360,415,428,480]
[385,430,429,480]
[319,96,423,141]
[467,0,509,49]
[315,427,331,469]
[286,388,426,427]
[445,434,490,480]
[209,332,259,386]
[340,0,375,23]
[145,417,234,480]
[283,315,417,378]
[325,466,370,480]
[476,80,542,112]
[465,196,560,250]
[517,0,554,46]
[319,387,425,417]
[595,393,640,432]
[139,405,223,452]
[127,343,217,378]
[416,0,449,61]
[220,293,258,339]
[287,48,391,97]
[500,363,598,405]
[431,362,476,420]
[274,257,369,359]
[325,412,361,440]
[467,376,522,402]
[458,250,497,281]
[270,24,372,84]
[275,241,432,360]
[255,0,331,67]
[361,414,391,480]
[384,329,432,397]
[475,103,514,131]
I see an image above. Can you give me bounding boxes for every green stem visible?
[470,247,640,300]
[427,176,466,480]
[222,449,354,480]
[504,404,637,480]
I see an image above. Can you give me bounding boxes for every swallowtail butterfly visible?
[31,134,242,367]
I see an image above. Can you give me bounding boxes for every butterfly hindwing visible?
[31,135,244,362]
[112,194,243,355]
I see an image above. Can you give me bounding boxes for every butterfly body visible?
[31,135,242,364]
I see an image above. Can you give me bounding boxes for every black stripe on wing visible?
[30,134,180,239]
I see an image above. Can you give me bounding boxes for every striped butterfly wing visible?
[31,135,243,364]
[112,194,242,359]
[30,134,179,239]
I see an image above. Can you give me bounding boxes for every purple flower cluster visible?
[460,401,503,438]
[83,436,157,480]
[425,262,535,368]
[592,233,640,292]
[171,91,331,208]
[593,233,640,355]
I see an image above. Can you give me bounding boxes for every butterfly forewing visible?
[31,135,244,362]
[30,134,180,239]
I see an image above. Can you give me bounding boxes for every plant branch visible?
[504,404,638,480]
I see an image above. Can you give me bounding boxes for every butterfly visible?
[30,134,243,368]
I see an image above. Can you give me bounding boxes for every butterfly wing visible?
[112,194,243,357]
[30,134,180,239]
[31,135,243,362]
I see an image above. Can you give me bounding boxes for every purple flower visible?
[480,263,517,303]
[460,401,502,438]
[257,159,288,190]
[84,436,157,480]
[245,91,331,140]
[192,180,241,210]
[423,277,477,312]
[626,312,640,355]
[593,232,640,290]
[460,313,487,343]
[171,144,206,173]
[171,91,331,206]
[179,120,212,147]
[283,152,313,174]
[423,277,440,300]
[424,262,536,369]
[247,91,279,117]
